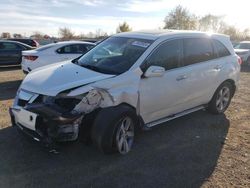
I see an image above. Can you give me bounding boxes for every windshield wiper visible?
[81,64,119,75]
[81,64,100,72]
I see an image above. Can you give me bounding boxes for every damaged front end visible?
[10,88,113,144]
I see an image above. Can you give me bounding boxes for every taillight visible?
[33,40,39,47]
[23,55,38,61]
[237,55,242,65]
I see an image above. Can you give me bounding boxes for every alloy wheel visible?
[216,86,230,112]
[115,116,134,154]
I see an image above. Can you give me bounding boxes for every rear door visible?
[0,42,7,64]
[0,42,22,65]
[180,37,220,107]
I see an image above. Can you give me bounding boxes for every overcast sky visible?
[0,0,249,37]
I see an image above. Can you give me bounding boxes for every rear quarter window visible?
[213,40,231,58]
[56,44,90,54]
[36,43,56,51]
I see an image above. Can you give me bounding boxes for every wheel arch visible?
[208,79,236,105]
[90,103,139,154]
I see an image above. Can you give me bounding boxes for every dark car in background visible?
[7,38,39,48]
[0,40,33,66]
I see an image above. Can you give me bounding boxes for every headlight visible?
[71,89,103,114]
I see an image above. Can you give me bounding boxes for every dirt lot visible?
[0,66,249,188]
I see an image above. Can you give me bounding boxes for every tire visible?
[78,109,100,145]
[207,82,233,114]
[91,105,137,154]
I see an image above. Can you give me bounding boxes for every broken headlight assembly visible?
[42,89,104,115]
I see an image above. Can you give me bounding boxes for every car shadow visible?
[0,80,22,101]
[0,110,229,188]
[0,66,21,72]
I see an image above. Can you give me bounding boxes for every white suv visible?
[10,30,240,155]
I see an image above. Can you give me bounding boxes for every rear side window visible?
[0,42,21,50]
[213,40,231,58]
[86,44,95,50]
[10,39,33,46]
[36,43,56,51]
[57,44,90,54]
[235,43,250,49]
[183,38,214,66]
[145,39,182,71]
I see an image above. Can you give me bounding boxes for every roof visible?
[56,40,95,45]
[115,29,228,40]
[240,41,250,43]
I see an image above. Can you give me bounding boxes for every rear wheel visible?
[207,82,233,114]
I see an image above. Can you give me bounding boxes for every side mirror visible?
[144,66,165,78]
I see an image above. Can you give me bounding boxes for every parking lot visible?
[0,66,249,187]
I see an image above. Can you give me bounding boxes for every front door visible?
[139,39,189,123]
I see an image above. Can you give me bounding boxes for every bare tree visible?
[116,22,132,33]
[164,5,197,30]
[31,31,44,39]
[1,32,11,38]
[58,27,75,40]
[198,14,225,32]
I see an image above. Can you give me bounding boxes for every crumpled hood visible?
[21,61,115,96]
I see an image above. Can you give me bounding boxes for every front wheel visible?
[91,105,137,155]
[115,116,135,154]
[207,82,233,114]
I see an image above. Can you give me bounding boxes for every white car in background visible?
[234,41,250,65]
[21,41,95,73]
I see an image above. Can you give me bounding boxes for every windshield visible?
[76,37,153,74]
[235,43,250,49]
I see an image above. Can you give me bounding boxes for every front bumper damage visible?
[9,103,83,146]
[10,73,140,148]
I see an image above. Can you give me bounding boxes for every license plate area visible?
[14,109,37,131]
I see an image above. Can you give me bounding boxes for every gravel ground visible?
[0,66,249,188]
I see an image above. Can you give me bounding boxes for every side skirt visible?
[145,105,205,128]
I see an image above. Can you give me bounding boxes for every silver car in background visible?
[234,41,250,65]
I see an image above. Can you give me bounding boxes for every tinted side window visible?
[86,44,95,50]
[183,38,214,66]
[213,40,231,57]
[146,39,182,71]
[57,44,89,54]
[0,42,21,50]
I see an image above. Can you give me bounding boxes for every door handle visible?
[176,75,187,81]
[214,65,222,71]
